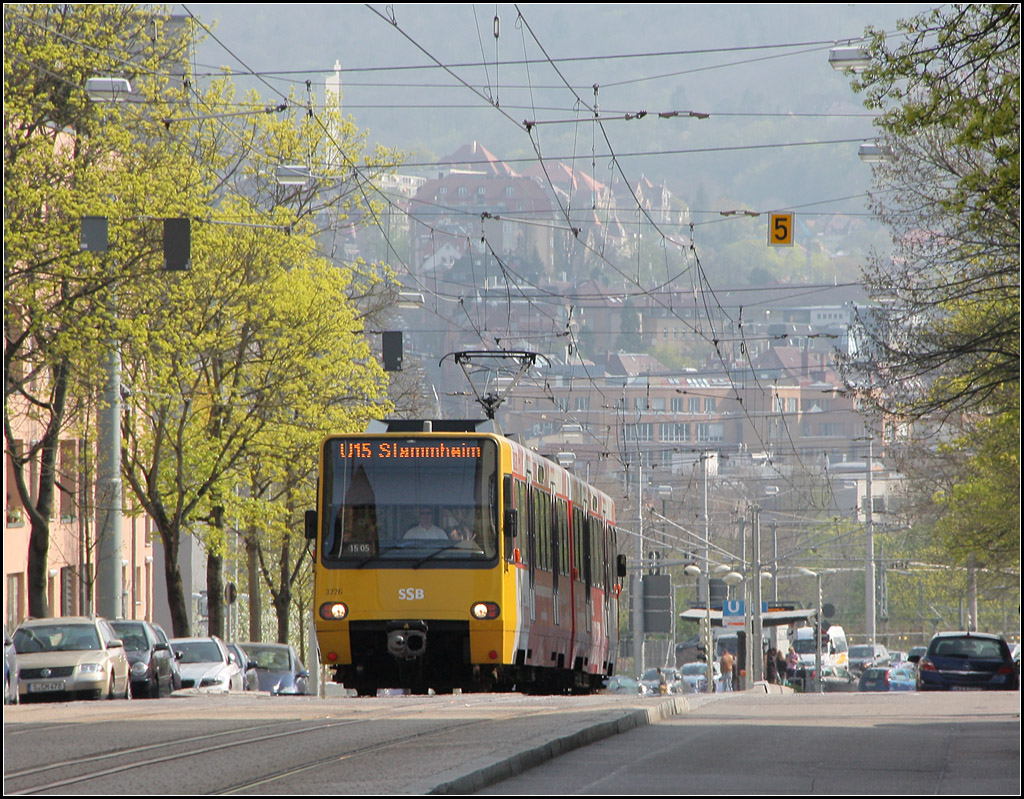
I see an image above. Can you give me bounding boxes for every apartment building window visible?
[634,397,648,411]
[574,396,590,412]
[696,422,724,442]
[662,423,690,442]
[688,397,700,414]
[820,423,844,437]
[458,186,467,197]
[624,423,654,442]
[671,397,684,413]
[704,398,716,413]
[787,398,798,412]
[651,397,666,413]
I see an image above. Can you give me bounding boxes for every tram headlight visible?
[470,601,500,620]
[319,601,349,620]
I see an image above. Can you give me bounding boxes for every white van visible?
[792,625,848,670]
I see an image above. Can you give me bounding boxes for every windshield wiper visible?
[411,543,461,568]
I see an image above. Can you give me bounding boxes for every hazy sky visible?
[176,4,935,248]
[178,4,934,158]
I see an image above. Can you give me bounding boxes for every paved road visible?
[2,690,685,794]
[4,689,1019,794]
[476,690,1021,795]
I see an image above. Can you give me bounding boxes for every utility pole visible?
[865,438,875,646]
[632,459,645,677]
[751,504,763,684]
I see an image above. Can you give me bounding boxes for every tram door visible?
[552,496,564,627]
[583,515,593,634]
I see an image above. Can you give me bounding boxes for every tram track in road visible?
[214,715,503,794]
[3,696,580,795]
[3,696,458,794]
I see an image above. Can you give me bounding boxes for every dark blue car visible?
[916,631,1018,691]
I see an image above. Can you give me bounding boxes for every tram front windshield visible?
[321,437,498,566]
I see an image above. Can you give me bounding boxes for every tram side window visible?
[555,497,569,577]
[591,521,604,589]
[533,487,551,572]
[511,478,528,564]
[572,505,584,580]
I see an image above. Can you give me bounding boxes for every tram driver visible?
[404,507,448,540]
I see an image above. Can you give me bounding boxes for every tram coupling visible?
[386,620,428,660]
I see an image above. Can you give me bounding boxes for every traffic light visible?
[382,331,403,371]
[163,217,191,271]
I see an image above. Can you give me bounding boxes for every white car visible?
[170,636,243,692]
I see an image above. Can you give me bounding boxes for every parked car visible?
[170,636,243,692]
[859,665,915,692]
[639,667,682,695]
[226,643,260,691]
[603,674,644,695]
[848,643,890,676]
[678,661,722,693]
[813,665,859,692]
[110,619,180,698]
[916,631,1018,691]
[4,625,19,705]
[858,665,890,692]
[12,616,130,702]
[888,650,908,667]
[888,666,917,691]
[238,643,310,695]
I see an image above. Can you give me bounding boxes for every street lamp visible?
[84,77,129,620]
[84,76,133,102]
[275,164,311,186]
[858,140,893,163]
[798,567,835,693]
[828,44,871,72]
[684,563,715,693]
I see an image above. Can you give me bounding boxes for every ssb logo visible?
[398,587,425,601]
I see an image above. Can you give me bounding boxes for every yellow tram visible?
[306,419,625,695]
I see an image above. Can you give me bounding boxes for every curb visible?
[422,695,692,795]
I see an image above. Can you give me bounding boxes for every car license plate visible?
[950,685,975,691]
[28,680,64,693]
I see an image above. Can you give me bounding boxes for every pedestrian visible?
[766,647,778,684]
[786,646,799,684]
[776,648,787,685]
[719,648,734,692]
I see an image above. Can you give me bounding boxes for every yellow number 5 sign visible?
[769,213,794,246]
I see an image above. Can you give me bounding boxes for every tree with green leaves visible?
[837,5,1020,607]
[117,77,396,637]
[843,4,1019,420]
[4,4,191,617]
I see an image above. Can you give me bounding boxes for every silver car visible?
[12,616,130,702]
[238,642,310,695]
[170,636,243,692]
